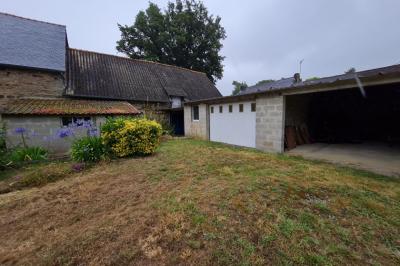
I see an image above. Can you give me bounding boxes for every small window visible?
[210,106,214,113]
[229,105,233,113]
[192,106,199,121]
[219,106,223,113]
[62,117,91,127]
[251,103,256,112]
[239,104,244,112]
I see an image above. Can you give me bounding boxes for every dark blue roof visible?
[0,13,66,72]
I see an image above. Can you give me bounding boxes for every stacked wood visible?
[285,123,313,150]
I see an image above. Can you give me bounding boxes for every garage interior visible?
[285,83,400,177]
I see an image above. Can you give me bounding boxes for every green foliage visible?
[71,136,105,163]
[345,67,356,74]
[306,76,320,81]
[231,81,248,95]
[0,122,6,152]
[102,117,162,157]
[231,79,276,95]
[256,79,275,85]
[116,0,226,83]
[9,147,48,164]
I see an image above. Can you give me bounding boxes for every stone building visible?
[0,12,221,154]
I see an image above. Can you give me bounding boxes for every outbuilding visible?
[184,65,400,176]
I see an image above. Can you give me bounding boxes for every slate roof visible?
[239,78,295,95]
[66,49,222,102]
[0,13,66,72]
[2,99,140,116]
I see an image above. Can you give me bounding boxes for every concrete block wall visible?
[184,104,209,140]
[255,95,285,153]
[3,115,107,155]
[0,68,64,109]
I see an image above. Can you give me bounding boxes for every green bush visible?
[102,117,162,157]
[0,152,11,170]
[0,123,6,152]
[9,147,48,164]
[71,136,105,162]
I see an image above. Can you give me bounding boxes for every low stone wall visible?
[255,95,285,153]
[184,104,209,140]
[3,115,106,155]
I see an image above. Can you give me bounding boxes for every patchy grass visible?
[0,139,399,265]
[0,161,81,194]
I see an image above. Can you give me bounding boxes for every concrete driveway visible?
[287,142,400,177]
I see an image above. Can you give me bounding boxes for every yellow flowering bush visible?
[101,117,162,157]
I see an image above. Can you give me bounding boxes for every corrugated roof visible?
[66,49,222,102]
[0,13,66,72]
[2,98,140,115]
[239,78,295,95]
[186,64,400,105]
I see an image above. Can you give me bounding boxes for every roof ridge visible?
[0,12,66,28]
[68,47,208,76]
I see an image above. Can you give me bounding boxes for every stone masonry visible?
[255,95,285,153]
[0,68,64,109]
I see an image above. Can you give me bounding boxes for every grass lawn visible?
[0,139,399,265]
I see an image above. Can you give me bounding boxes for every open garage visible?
[285,82,400,176]
[184,64,400,176]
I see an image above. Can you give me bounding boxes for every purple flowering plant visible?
[14,127,28,148]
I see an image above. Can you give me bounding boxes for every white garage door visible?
[210,101,256,148]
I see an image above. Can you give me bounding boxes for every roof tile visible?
[2,99,141,116]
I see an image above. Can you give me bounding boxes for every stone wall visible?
[0,68,64,108]
[184,104,209,140]
[3,115,107,155]
[255,95,285,153]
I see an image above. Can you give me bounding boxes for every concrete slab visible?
[287,142,400,177]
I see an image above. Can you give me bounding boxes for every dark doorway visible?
[285,83,400,149]
[170,110,184,135]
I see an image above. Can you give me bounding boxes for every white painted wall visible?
[171,97,182,108]
[210,101,256,148]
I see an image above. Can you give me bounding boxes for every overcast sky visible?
[2,0,400,95]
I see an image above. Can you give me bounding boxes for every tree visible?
[345,67,356,74]
[231,81,248,96]
[256,79,275,86]
[116,0,226,83]
[306,77,320,81]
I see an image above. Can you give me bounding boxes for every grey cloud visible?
[2,0,400,95]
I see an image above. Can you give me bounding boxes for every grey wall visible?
[3,115,106,155]
[255,95,285,153]
[184,104,209,140]
[184,95,286,153]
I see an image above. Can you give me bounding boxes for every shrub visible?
[0,123,6,152]
[102,117,162,157]
[9,147,48,164]
[71,136,105,162]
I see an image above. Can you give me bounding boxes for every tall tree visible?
[231,81,248,95]
[116,0,226,83]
